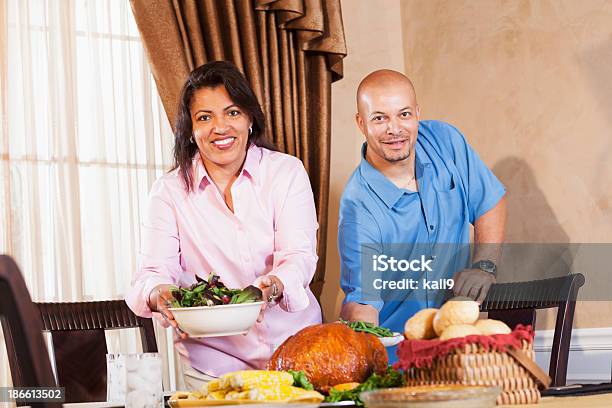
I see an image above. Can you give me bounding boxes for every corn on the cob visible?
[186,370,323,403]
[242,384,323,402]
[205,390,229,400]
[200,378,222,396]
[186,391,204,400]
[220,370,294,390]
[224,390,244,400]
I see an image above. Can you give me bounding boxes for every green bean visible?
[339,319,394,337]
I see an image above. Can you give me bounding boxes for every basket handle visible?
[506,347,551,389]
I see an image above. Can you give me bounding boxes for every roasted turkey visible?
[267,322,388,392]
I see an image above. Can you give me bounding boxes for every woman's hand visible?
[148,284,189,339]
[254,275,284,323]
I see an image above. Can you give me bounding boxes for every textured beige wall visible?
[400,0,612,328]
[321,0,612,328]
[320,0,405,322]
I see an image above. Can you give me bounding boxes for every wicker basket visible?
[405,340,546,405]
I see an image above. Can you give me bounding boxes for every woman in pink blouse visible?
[125,61,322,389]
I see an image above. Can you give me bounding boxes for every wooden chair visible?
[2,255,158,403]
[33,300,158,402]
[0,255,61,408]
[481,273,585,387]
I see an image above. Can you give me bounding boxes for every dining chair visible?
[480,273,585,387]
[0,255,62,408]
[33,299,158,403]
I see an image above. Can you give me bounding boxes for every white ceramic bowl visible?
[168,301,265,337]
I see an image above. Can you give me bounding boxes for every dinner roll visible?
[439,324,481,341]
[474,319,512,335]
[433,296,480,336]
[404,308,438,340]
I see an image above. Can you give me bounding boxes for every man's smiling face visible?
[355,71,420,166]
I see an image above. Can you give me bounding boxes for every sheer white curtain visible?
[1,0,181,390]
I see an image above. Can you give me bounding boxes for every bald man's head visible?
[354,69,421,166]
[356,70,417,114]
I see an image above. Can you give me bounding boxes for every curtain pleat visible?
[130,0,346,302]
[235,2,261,102]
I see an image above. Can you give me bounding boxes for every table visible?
[29,392,608,408]
[500,393,612,407]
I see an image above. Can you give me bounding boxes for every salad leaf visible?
[288,370,314,391]
[324,367,405,406]
[230,285,262,304]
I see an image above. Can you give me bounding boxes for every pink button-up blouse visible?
[125,145,322,376]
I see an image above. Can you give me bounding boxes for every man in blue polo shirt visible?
[338,70,506,359]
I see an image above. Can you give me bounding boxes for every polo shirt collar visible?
[358,141,430,209]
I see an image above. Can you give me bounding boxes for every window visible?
[1,0,176,388]
[2,0,173,301]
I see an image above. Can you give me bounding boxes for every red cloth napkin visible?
[394,325,534,370]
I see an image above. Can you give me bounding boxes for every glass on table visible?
[106,354,127,403]
[106,353,163,408]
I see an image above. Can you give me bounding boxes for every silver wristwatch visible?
[471,259,497,276]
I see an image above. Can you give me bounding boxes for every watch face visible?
[475,260,497,273]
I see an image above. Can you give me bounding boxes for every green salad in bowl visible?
[170,272,262,307]
[168,273,264,337]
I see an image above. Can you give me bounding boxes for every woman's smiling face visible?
[190,85,251,170]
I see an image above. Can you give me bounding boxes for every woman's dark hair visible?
[172,60,275,192]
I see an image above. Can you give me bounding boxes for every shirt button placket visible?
[236,221,251,265]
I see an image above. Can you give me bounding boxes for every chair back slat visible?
[35,300,151,331]
[481,274,585,310]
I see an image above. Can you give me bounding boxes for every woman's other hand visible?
[148,284,189,339]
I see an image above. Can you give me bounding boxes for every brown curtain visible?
[130,0,346,301]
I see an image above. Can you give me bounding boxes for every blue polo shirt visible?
[338,120,505,361]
